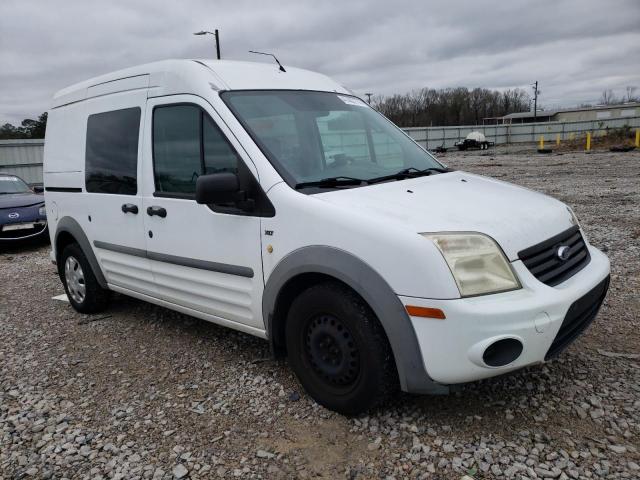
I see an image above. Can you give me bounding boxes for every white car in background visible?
[43,59,610,414]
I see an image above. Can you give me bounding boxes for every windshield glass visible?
[221,91,444,189]
[0,175,30,194]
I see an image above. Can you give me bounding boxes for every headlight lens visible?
[422,233,520,297]
[38,205,47,217]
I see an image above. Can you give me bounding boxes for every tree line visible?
[0,112,48,140]
[372,87,531,127]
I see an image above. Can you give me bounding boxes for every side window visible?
[153,104,240,195]
[153,105,200,194]
[203,115,240,175]
[86,107,141,195]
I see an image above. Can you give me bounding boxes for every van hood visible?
[315,171,575,261]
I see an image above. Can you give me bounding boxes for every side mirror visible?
[33,185,44,194]
[195,172,240,205]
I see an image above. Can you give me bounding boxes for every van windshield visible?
[221,91,445,190]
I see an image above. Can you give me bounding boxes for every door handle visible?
[121,203,139,214]
[146,206,167,218]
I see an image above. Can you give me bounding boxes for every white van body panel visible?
[43,101,87,175]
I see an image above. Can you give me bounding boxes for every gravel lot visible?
[1,147,639,479]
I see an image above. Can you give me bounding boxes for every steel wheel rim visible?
[304,314,360,387]
[64,256,86,304]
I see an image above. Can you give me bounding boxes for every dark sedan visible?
[0,173,48,242]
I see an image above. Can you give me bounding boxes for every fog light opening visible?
[482,338,523,367]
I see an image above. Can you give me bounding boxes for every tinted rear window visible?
[85,107,141,195]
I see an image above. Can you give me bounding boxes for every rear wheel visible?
[59,243,110,313]
[285,282,398,415]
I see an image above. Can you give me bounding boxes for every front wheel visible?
[59,243,110,314]
[285,282,398,415]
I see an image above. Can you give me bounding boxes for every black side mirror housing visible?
[33,185,44,194]
[195,172,240,205]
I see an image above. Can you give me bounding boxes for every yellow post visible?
[556,133,560,146]
[636,129,640,148]
[539,136,544,149]
[586,132,591,151]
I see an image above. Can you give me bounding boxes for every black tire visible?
[285,282,398,415]
[58,243,110,314]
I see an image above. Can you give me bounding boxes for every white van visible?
[44,60,610,414]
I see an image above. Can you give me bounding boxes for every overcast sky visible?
[1,0,639,124]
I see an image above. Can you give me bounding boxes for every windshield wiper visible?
[368,167,451,184]
[295,176,368,190]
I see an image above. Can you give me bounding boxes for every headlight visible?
[422,233,520,297]
[38,205,47,217]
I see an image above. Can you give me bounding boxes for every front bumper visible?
[402,245,610,385]
[0,221,48,241]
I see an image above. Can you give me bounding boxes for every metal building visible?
[488,102,640,125]
[0,139,45,185]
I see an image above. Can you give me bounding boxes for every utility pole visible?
[365,93,373,104]
[193,29,221,59]
[532,81,539,122]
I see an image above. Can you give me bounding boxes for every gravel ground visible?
[1,147,639,479]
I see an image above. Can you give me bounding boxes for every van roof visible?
[52,59,352,108]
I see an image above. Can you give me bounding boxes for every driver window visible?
[153,104,240,195]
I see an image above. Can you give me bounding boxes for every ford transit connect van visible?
[44,60,610,414]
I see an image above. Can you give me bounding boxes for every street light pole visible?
[193,29,221,59]
[214,29,221,60]
[365,93,373,104]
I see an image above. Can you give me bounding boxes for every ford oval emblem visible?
[556,245,571,261]
[8,212,19,219]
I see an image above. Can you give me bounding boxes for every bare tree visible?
[373,87,530,127]
[626,86,638,103]
[600,89,617,105]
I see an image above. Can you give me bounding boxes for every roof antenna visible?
[248,51,286,72]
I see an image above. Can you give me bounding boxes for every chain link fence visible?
[403,116,640,150]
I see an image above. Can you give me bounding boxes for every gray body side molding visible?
[55,216,108,288]
[263,246,448,395]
